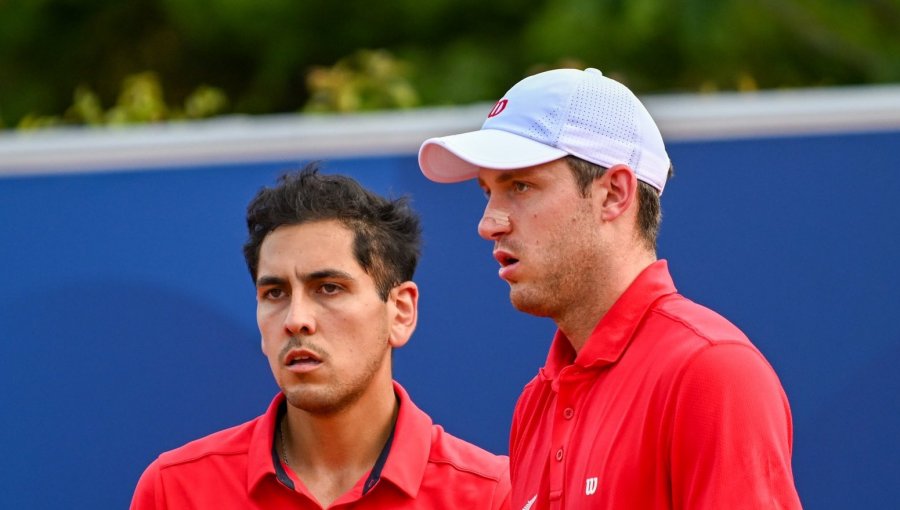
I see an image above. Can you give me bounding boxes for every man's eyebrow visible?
[304,269,354,282]
[256,269,355,288]
[494,172,518,184]
[256,275,286,288]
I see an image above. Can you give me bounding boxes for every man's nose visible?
[284,296,316,336]
[478,206,511,241]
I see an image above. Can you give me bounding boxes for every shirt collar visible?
[247,392,286,494]
[541,260,677,378]
[246,381,432,499]
[377,381,432,498]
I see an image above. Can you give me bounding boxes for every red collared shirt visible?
[131,382,510,509]
[510,260,802,509]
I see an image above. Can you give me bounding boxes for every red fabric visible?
[131,382,510,509]
[509,260,801,509]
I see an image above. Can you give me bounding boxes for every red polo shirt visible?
[131,382,510,509]
[509,261,801,509]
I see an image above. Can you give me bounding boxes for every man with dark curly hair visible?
[131,164,510,509]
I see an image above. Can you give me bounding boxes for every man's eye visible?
[319,283,342,295]
[263,288,285,300]
[513,181,531,192]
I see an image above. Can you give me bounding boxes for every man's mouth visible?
[288,356,319,366]
[494,250,519,267]
[284,349,323,368]
[494,250,522,281]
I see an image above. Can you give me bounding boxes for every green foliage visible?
[1,0,899,128]
[69,87,105,126]
[521,0,900,92]
[105,72,170,124]
[185,86,230,119]
[16,71,228,129]
[304,50,419,113]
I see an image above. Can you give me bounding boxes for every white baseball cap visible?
[418,68,671,193]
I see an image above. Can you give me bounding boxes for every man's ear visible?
[387,281,418,349]
[593,164,638,222]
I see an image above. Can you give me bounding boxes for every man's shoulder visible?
[649,293,751,346]
[641,293,780,387]
[427,425,509,482]
[154,414,263,469]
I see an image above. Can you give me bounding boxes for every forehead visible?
[258,220,359,272]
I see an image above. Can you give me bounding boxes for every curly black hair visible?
[243,163,421,300]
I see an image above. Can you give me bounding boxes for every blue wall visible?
[1,129,898,508]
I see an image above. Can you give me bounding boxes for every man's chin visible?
[509,288,553,318]
[284,388,340,415]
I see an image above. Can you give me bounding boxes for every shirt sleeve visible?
[130,459,164,510]
[668,343,803,509]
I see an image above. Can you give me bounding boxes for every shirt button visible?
[555,448,564,461]
[563,407,574,419]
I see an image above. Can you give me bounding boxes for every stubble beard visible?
[281,330,391,416]
[508,262,586,319]
[284,360,384,415]
[508,277,555,318]
[508,205,603,322]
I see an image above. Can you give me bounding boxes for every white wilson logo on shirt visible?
[585,477,598,496]
[521,494,537,510]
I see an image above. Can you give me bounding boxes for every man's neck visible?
[557,251,657,353]
[281,381,398,507]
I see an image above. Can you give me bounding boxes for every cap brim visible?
[418,129,568,183]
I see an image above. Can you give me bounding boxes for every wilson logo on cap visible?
[487,99,508,118]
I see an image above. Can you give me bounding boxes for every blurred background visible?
[2,0,900,127]
[1,1,899,509]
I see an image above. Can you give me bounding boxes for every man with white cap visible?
[419,68,802,509]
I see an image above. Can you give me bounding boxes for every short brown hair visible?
[564,155,673,252]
